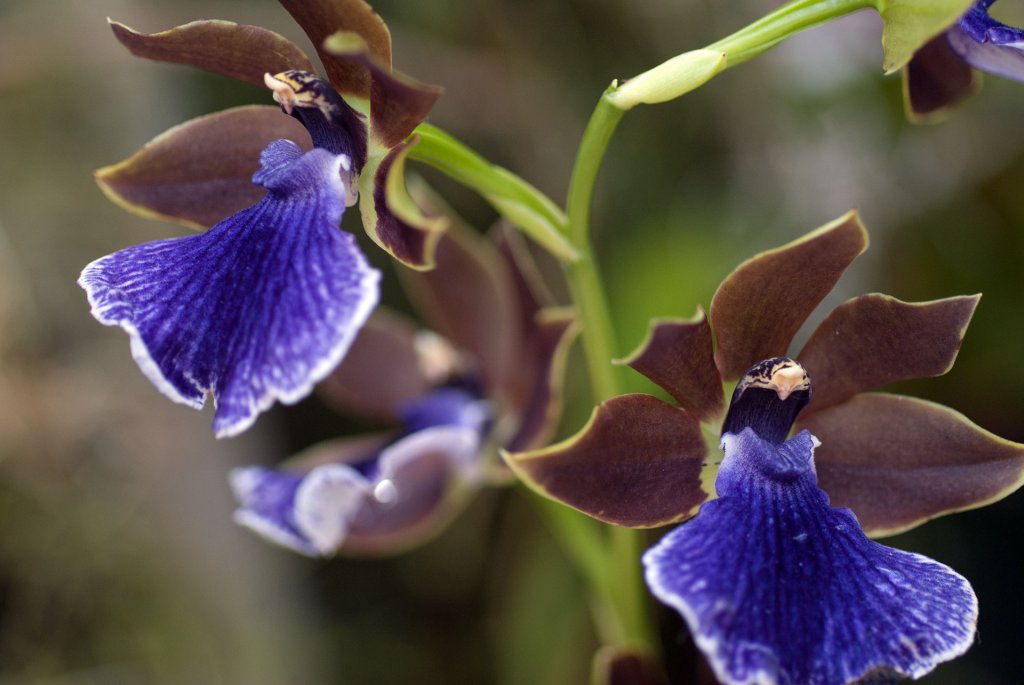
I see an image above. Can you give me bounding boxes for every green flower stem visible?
[564,89,626,404]
[563,90,656,653]
[410,124,579,262]
[706,0,875,67]
[532,497,627,646]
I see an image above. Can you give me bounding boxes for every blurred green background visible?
[0,0,1022,683]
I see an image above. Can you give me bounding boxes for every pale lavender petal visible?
[230,464,370,556]
[79,140,380,437]
[343,426,482,555]
[644,428,978,685]
[231,426,482,557]
[948,0,1024,81]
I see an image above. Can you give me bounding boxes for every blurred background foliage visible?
[0,0,1021,683]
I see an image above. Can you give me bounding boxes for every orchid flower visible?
[232,219,577,556]
[506,211,1024,681]
[97,0,445,268]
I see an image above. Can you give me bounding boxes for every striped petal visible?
[80,140,379,437]
[644,428,978,685]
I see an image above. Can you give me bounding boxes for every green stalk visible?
[563,91,626,404]
[707,0,875,66]
[410,124,578,262]
[562,90,655,652]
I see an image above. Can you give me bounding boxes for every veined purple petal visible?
[948,0,1024,81]
[230,464,370,556]
[79,140,380,437]
[644,428,977,685]
[231,425,482,557]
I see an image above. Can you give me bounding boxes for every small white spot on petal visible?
[374,479,398,505]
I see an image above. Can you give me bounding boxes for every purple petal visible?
[232,425,481,557]
[343,426,483,556]
[949,0,1024,81]
[264,71,368,174]
[398,386,492,435]
[80,140,380,437]
[230,464,370,557]
[644,428,978,685]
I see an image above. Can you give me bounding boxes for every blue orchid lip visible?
[644,427,978,685]
[80,139,380,438]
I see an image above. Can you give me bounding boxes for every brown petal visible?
[359,140,448,268]
[505,308,580,452]
[109,19,315,87]
[617,308,724,423]
[324,32,442,148]
[491,225,577,450]
[798,393,1024,537]
[397,199,518,397]
[317,309,434,423]
[505,394,710,528]
[799,293,980,414]
[278,0,392,98]
[903,36,979,124]
[710,211,868,381]
[95,105,310,229]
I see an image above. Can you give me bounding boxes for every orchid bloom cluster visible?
[80,0,1024,682]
